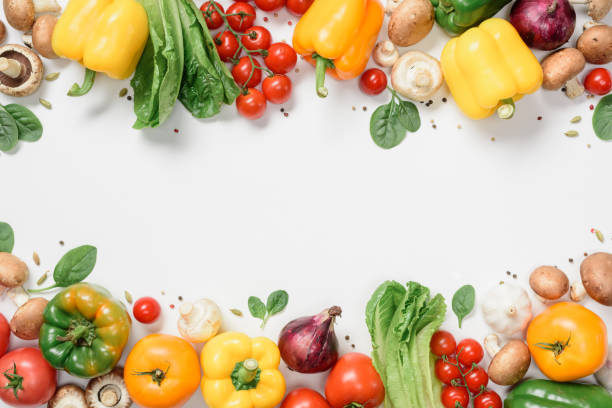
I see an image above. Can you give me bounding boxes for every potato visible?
[541,48,585,90]
[388,0,434,47]
[10,297,48,340]
[577,25,612,65]
[580,252,612,306]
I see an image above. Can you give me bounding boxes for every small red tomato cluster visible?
[200,1,304,120]
[430,331,502,408]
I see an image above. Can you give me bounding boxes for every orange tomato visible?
[124,334,200,408]
[527,302,607,382]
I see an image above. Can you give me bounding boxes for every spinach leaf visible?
[266,290,289,316]
[4,104,43,142]
[0,106,18,152]
[0,222,14,253]
[30,245,97,293]
[397,100,420,132]
[593,94,612,141]
[370,91,421,149]
[452,284,475,328]
[248,296,266,319]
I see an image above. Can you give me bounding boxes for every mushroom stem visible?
[484,334,501,357]
[0,57,22,78]
[569,0,588,3]
[564,77,585,98]
[570,281,587,301]
[415,73,431,88]
[99,385,120,407]
[33,0,61,14]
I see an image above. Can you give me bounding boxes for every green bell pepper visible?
[39,283,131,379]
[505,379,612,408]
[430,0,512,35]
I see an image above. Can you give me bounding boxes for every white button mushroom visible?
[481,282,532,338]
[373,41,399,68]
[3,0,61,31]
[0,44,43,96]
[391,51,443,101]
[48,385,88,408]
[177,298,222,343]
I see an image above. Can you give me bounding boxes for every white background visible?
[0,1,611,407]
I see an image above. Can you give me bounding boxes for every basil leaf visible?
[0,106,18,152]
[370,103,408,149]
[266,290,289,316]
[452,284,475,328]
[4,104,43,142]
[53,245,97,287]
[0,222,14,253]
[593,94,612,141]
[397,100,420,132]
[248,296,266,320]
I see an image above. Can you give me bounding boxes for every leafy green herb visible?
[248,296,266,319]
[370,89,420,149]
[248,290,289,328]
[29,245,97,293]
[452,284,475,328]
[4,104,43,142]
[0,222,15,253]
[0,106,18,152]
[593,94,612,141]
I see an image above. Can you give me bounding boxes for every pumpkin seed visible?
[37,271,48,285]
[119,88,128,97]
[45,72,60,81]
[32,251,40,266]
[125,290,133,304]
[564,130,579,137]
[594,229,604,243]
[570,116,581,123]
[39,98,52,110]
[230,308,243,317]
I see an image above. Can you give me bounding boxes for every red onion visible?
[278,306,341,373]
[510,0,576,50]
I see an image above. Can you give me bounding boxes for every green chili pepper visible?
[430,0,512,35]
[505,379,612,408]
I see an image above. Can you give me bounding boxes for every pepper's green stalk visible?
[313,54,334,98]
[68,68,96,97]
[497,98,515,119]
[231,359,261,391]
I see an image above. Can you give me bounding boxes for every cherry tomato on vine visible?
[263,74,292,104]
[236,88,267,120]
[264,42,297,74]
[241,26,271,54]
[226,2,256,32]
[430,330,457,357]
[456,338,484,367]
[0,348,56,407]
[200,1,224,30]
[359,68,387,95]
[133,297,161,324]
[286,0,314,15]
[214,31,240,62]
[232,56,262,88]
[325,353,385,408]
[0,313,9,357]
[281,388,330,408]
[254,0,285,11]
[584,68,612,95]
[435,357,462,385]
[441,386,469,408]
[474,390,502,408]
[464,366,488,393]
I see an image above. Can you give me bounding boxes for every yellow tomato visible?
[527,302,607,382]
[124,334,201,408]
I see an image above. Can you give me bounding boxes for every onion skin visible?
[278,306,342,373]
[510,0,576,50]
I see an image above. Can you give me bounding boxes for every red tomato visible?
[286,0,314,15]
[281,388,330,408]
[232,56,262,88]
[0,313,9,357]
[359,68,387,95]
[0,348,56,407]
[226,2,256,32]
[200,1,224,30]
[584,68,612,95]
[264,43,297,74]
[430,330,456,357]
[262,74,292,104]
[133,297,161,324]
[435,357,462,385]
[236,88,267,120]
[254,0,285,11]
[325,353,385,408]
[215,31,240,62]
[464,366,488,393]
[456,338,484,367]
[474,390,502,408]
[241,26,271,54]
[441,386,469,408]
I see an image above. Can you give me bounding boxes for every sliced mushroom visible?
[32,15,57,59]
[373,40,399,67]
[391,51,443,101]
[0,44,43,96]
[3,0,61,31]
[484,334,531,386]
[48,385,88,408]
[570,0,612,21]
[529,266,569,301]
[85,367,132,408]
[540,48,585,98]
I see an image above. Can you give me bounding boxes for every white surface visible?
[0,1,611,407]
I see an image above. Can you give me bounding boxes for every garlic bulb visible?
[177,299,221,343]
[481,283,532,338]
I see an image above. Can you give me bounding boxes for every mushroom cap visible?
[0,43,43,96]
[10,297,48,340]
[48,385,88,408]
[3,0,34,31]
[589,0,612,21]
[86,367,132,408]
[391,50,443,101]
[0,252,28,288]
[488,340,531,386]
[541,48,586,90]
[373,40,399,67]
[580,252,612,306]
[577,25,612,65]
[32,15,58,59]
[0,21,6,45]
[529,266,569,300]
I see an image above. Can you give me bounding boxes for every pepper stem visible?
[55,318,96,347]
[497,98,515,119]
[313,54,334,98]
[68,68,96,97]
[231,359,262,391]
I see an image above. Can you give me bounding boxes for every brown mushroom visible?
[48,385,88,408]
[388,0,434,47]
[391,51,443,101]
[580,252,612,306]
[540,48,585,98]
[10,297,47,340]
[570,0,612,21]
[484,334,531,386]
[529,266,569,301]
[0,44,43,96]
[0,21,6,45]
[85,368,132,408]
[577,24,612,64]
[0,252,28,288]
[32,15,57,59]
[3,0,60,31]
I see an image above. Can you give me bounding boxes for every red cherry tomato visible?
[430,330,457,357]
[359,68,387,95]
[200,1,224,30]
[584,68,612,95]
[286,0,314,15]
[456,338,484,367]
[464,366,488,393]
[325,353,385,408]
[474,390,502,408]
[0,314,9,357]
[241,26,271,54]
[236,88,267,120]
[0,348,56,407]
[435,357,462,385]
[254,0,285,11]
[226,2,256,32]
[262,74,292,104]
[281,388,330,408]
[133,297,161,324]
[214,31,240,62]
[264,42,297,74]
[441,386,469,408]
[232,56,262,88]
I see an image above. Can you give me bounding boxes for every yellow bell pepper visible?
[52,0,149,95]
[201,332,286,408]
[293,0,384,97]
[440,18,543,119]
